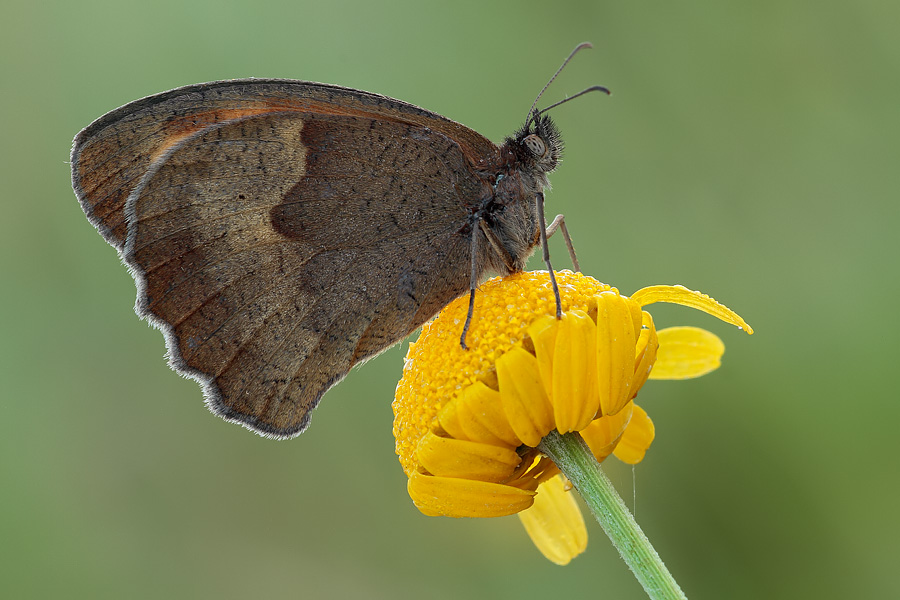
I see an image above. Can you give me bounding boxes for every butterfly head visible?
[508,111,563,176]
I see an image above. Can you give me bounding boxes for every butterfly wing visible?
[72,80,498,438]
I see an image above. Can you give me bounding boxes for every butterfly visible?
[71,43,606,438]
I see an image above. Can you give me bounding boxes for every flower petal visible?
[595,293,637,417]
[612,404,655,464]
[632,312,659,393]
[552,310,600,432]
[650,326,725,380]
[630,285,753,334]
[434,394,469,441]
[518,475,588,565]
[528,314,559,397]
[496,346,554,447]
[438,381,520,446]
[408,472,535,517]
[581,403,634,462]
[416,432,521,482]
[505,453,559,492]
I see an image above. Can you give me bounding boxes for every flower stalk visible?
[538,430,687,600]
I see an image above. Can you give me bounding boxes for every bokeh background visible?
[3,1,897,598]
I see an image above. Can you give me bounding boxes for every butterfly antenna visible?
[527,42,595,125]
[535,85,611,117]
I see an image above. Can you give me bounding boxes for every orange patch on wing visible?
[150,106,286,162]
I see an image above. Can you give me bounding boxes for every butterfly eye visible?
[523,134,547,158]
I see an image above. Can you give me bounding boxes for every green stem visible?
[537,430,687,600]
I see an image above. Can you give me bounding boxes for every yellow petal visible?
[497,346,554,447]
[438,381,520,446]
[581,403,634,462]
[650,326,725,380]
[612,404,655,464]
[506,454,559,492]
[408,472,535,518]
[416,432,521,482]
[626,296,644,340]
[528,314,560,397]
[632,312,659,393]
[551,310,600,433]
[595,292,637,417]
[518,475,588,565]
[435,395,469,441]
[630,285,753,334]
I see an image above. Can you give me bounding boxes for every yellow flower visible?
[392,271,751,564]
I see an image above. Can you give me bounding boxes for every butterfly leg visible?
[536,193,563,320]
[460,225,483,350]
[544,214,581,273]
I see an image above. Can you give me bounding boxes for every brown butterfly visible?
[71,43,606,438]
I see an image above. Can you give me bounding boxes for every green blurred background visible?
[3,1,897,598]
